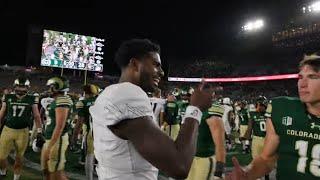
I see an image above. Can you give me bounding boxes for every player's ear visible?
[129,58,141,72]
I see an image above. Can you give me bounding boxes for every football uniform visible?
[149,97,166,126]
[164,100,180,140]
[265,97,320,179]
[76,96,96,154]
[222,104,233,135]
[41,95,73,172]
[0,94,38,159]
[89,82,158,180]
[238,108,249,138]
[186,103,224,180]
[248,111,266,158]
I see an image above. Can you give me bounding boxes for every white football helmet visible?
[223,97,231,105]
[32,139,41,153]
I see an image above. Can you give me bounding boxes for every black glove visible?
[36,133,45,148]
[214,161,225,178]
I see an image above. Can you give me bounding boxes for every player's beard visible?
[139,69,156,93]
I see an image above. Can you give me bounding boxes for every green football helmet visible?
[172,88,180,97]
[46,76,70,93]
[14,77,30,96]
[83,84,101,96]
[14,77,31,87]
[256,96,268,107]
[180,86,194,96]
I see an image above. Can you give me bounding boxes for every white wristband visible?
[182,106,203,124]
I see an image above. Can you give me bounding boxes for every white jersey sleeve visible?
[222,105,233,135]
[90,82,154,126]
[41,97,54,109]
[149,97,166,126]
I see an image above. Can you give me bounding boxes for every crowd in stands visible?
[168,59,298,78]
[0,57,299,101]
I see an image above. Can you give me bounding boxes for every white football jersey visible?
[89,82,158,180]
[149,97,166,126]
[222,104,233,135]
[41,97,54,109]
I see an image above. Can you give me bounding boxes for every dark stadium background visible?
[1,0,319,179]
[0,0,311,77]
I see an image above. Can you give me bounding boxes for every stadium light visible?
[242,19,264,32]
[302,1,320,13]
[312,2,320,12]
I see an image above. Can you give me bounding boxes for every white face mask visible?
[235,106,241,111]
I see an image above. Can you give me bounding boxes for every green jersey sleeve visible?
[208,104,224,117]
[76,100,86,117]
[56,96,73,108]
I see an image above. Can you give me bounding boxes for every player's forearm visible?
[246,156,276,180]
[0,103,5,122]
[72,118,83,141]
[0,110,5,126]
[34,114,42,130]
[244,121,253,139]
[159,112,164,126]
[215,146,226,163]
[212,132,226,163]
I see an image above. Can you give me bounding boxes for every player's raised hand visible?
[225,157,248,180]
[190,79,213,111]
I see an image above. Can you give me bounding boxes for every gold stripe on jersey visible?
[166,102,176,108]
[265,103,272,118]
[56,96,73,107]
[10,102,30,106]
[208,104,224,117]
[34,96,39,104]
[75,101,84,109]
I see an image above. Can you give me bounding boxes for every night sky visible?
[0,0,310,75]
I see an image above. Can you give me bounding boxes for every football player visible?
[228,54,320,179]
[244,96,269,179]
[237,100,250,153]
[186,99,226,180]
[0,77,42,180]
[163,89,181,140]
[72,84,100,180]
[177,86,194,119]
[41,76,73,180]
[149,88,166,127]
[89,39,213,179]
[222,97,235,151]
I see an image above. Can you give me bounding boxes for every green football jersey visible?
[238,108,249,126]
[266,96,320,180]
[196,103,224,157]
[177,100,189,123]
[248,111,266,137]
[44,95,73,139]
[76,96,96,132]
[164,101,180,125]
[3,94,38,129]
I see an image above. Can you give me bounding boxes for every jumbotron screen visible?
[41,30,104,72]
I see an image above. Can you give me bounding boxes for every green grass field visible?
[2,147,86,179]
[226,144,252,167]
[24,147,86,176]
[3,167,42,180]
[3,138,253,179]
